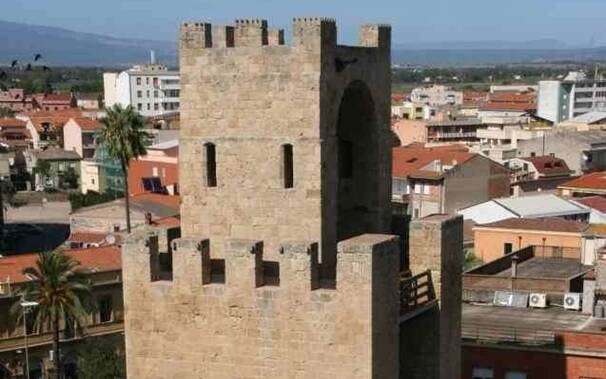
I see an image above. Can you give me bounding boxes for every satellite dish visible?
[105,234,116,245]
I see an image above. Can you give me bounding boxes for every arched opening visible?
[336,80,379,241]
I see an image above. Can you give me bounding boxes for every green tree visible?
[97,104,149,233]
[76,337,126,379]
[35,160,51,189]
[11,251,94,379]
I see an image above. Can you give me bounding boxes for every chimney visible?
[145,212,153,225]
[511,254,519,278]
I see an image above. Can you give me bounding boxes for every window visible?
[98,295,113,323]
[505,372,527,379]
[504,243,513,255]
[414,183,422,194]
[282,144,294,188]
[210,259,225,284]
[137,103,142,111]
[91,178,95,185]
[423,184,430,195]
[142,177,163,193]
[414,208,420,219]
[205,143,217,187]
[146,90,150,97]
[136,77,141,85]
[153,77,158,86]
[137,90,142,98]
[263,261,280,286]
[146,77,150,85]
[154,103,159,110]
[154,90,158,98]
[472,368,494,379]
[147,103,150,110]
[152,167,159,177]
[339,140,353,179]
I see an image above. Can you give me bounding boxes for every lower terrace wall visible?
[123,229,400,379]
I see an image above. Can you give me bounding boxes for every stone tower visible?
[123,18,401,378]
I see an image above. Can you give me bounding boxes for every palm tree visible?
[11,251,94,379]
[97,104,149,233]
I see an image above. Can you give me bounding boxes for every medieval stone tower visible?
[123,17,402,378]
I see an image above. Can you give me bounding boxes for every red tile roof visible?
[477,217,588,233]
[21,108,83,119]
[131,193,181,210]
[40,93,73,103]
[152,215,181,227]
[0,118,26,128]
[67,231,109,244]
[521,155,572,176]
[480,101,537,112]
[392,144,473,178]
[560,172,606,191]
[574,196,606,214]
[0,246,121,285]
[71,117,102,131]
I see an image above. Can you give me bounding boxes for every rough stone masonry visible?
[123,17,403,378]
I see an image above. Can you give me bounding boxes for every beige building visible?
[122,17,462,379]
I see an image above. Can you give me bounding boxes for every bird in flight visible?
[10,60,18,68]
[34,54,42,61]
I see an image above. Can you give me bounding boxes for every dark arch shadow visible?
[336,80,379,242]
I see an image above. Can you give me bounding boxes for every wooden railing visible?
[400,270,436,316]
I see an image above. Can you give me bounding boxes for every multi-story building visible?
[410,85,463,106]
[538,71,606,124]
[559,171,606,197]
[392,144,510,219]
[425,118,483,144]
[127,139,178,196]
[103,61,180,117]
[517,129,606,174]
[0,89,37,112]
[0,246,124,379]
[507,155,573,183]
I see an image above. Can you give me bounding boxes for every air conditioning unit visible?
[529,293,547,308]
[564,292,581,311]
[493,291,513,307]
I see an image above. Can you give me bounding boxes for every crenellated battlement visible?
[179,17,390,51]
[126,227,398,293]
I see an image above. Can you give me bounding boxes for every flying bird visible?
[34,54,42,61]
[10,60,18,68]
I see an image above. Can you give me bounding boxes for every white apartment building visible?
[103,61,179,117]
[410,85,463,107]
[538,71,606,124]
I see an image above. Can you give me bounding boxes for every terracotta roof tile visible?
[71,117,102,131]
[477,217,588,233]
[574,196,606,214]
[392,144,473,178]
[0,246,121,285]
[520,155,572,176]
[0,118,26,128]
[560,172,606,191]
[480,101,537,112]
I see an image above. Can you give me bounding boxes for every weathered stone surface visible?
[123,17,400,379]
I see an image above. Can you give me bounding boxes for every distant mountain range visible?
[0,20,177,67]
[1,19,606,67]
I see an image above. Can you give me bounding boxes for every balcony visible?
[158,81,180,91]
[0,320,124,353]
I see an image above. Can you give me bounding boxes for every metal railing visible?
[462,322,555,346]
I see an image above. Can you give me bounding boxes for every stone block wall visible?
[123,230,400,378]
[178,18,392,273]
[407,214,463,379]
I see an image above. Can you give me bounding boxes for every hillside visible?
[0,20,177,67]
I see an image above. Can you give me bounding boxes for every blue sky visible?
[4,0,606,46]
